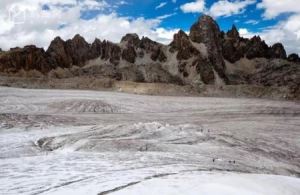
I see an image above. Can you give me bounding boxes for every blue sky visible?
[0,0,299,54]
[106,0,277,33]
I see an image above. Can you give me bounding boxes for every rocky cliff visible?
[0,15,299,98]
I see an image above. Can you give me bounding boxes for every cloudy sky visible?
[0,0,299,54]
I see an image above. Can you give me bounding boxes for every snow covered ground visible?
[0,87,299,194]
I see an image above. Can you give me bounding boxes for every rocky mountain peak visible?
[190,14,221,44]
[170,30,189,49]
[89,38,102,59]
[227,24,239,39]
[71,34,89,46]
[270,43,287,59]
[121,33,140,46]
[170,30,199,60]
[46,36,72,68]
[190,14,228,83]
[53,36,64,42]
[63,34,90,66]
[47,36,65,52]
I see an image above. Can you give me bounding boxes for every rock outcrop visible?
[170,30,199,60]
[46,37,72,68]
[222,25,246,63]
[100,40,121,65]
[222,27,290,63]
[0,46,53,73]
[288,53,300,63]
[65,34,91,66]
[270,43,287,59]
[89,38,102,59]
[227,25,239,39]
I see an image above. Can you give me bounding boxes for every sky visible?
[0,0,299,55]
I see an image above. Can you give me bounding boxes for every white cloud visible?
[257,0,300,19]
[255,0,300,54]
[155,28,180,43]
[0,0,178,50]
[261,14,300,55]
[238,28,253,38]
[180,0,205,13]
[209,0,256,18]
[156,13,176,20]
[155,2,167,10]
[245,19,259,25]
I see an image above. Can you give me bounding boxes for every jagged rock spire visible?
[227,24,239,39]
[189,14,228,83]
[47,36,72,68]
[170,30,199,60]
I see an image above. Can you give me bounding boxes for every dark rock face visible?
[151,47,167,62]
[0,45,53,73]
[170,30,199,60]
[122,46,137,63]
[194,57,215,84]
[190,15,228,83]
[89,38,102,59]
[222,38,247,63]
[245,36,270,59]
[270,43,287,59]
[65,34,90,66]
[287,53,300,62]
[100,41,121,65]
[222,31,288,63]
[139,37,166,62]
[227,25,239,39]
[121,34,139,63]
[46,37,72,68]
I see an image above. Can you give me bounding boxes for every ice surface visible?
[0,87,299,194]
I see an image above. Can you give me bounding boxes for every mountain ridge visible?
[0,15,299,99]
